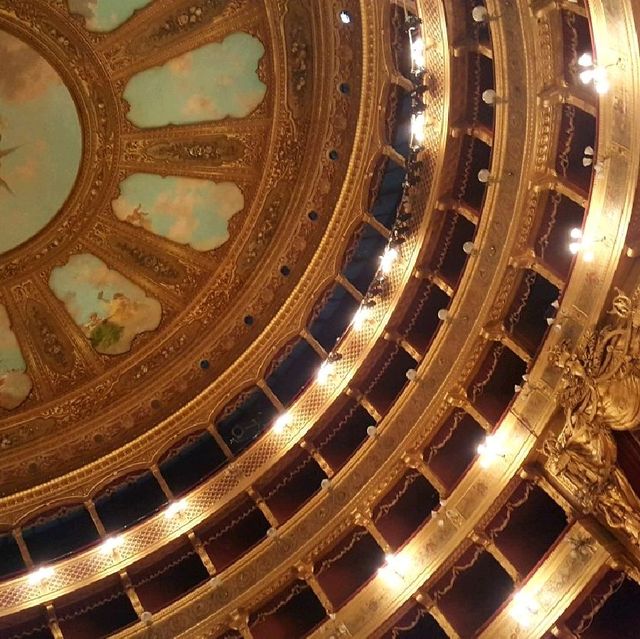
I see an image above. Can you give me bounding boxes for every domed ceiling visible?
[0,0,362,502]
[3,0,640,638]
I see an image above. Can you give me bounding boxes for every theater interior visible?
[1,0,640,637]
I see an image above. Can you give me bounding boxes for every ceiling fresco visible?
[123,32,267,127]
[49,253,162,356]
[67,0,153,32]
[0,304,31,410]
[0,0,363,509]
[0,30,82,254]
[112,174,243,251]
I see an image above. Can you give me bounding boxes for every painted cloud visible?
[123,32,267,127]
[0,304,32,410]
[112,174,244,251]
[67,0,152,33]
[49,254,162,355]
[0,30,82,254]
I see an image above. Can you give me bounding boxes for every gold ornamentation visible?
[546,288,640,545]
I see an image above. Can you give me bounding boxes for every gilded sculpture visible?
[546,288,640,546]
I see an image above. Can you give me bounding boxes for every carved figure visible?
[546,288,640,545]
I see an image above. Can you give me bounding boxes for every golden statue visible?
[546,288,640,546]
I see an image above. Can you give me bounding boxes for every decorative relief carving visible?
[545,288,640,547]
[122,135,244,167]
[107,0,241,66]
[284,0,312,108]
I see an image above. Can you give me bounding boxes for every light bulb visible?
[579,69,594,84]
[510,591,540,627]
[352,306,371,331]
[595,77,610,94]
[406,368,417,381]
[165,498,188,520]
[463,241,476,255]
[411,37,426,70]
[437,309,449,321]
[317,361,335,385]
[472,6,489,22]
[273,412,291,434]
[378,553,408,583]
[482,89,497,105]
[569,241,581,255]
[366,425,378,438]
[28,566,54,586]
[569,227,583,240]
[411,113,427,146]
[477,434,504,468]
[380,247,399,274]
[578,52,593,67]
[477,168,491,183]
[100,536,124,555]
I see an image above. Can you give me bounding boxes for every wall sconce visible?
[578,52,614,94]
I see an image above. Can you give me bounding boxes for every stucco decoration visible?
[123,32,267,127]
[546,288,640,547]
[49,253,162,355]
[0,30,82,253]
[67,0,153,32]
[112,174,244,251]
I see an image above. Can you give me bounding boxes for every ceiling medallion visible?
[0,30,82,254]
[0,3,120,279]
[0,0,367,503]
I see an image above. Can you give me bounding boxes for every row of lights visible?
[335,5,544,632]
[374,5,572,632]
[279,10,436,595]
[270,10,435,443]
[26,498,191,588]
[20,4,512,618]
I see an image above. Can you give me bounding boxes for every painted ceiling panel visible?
[123,32,267,127]
[67,0,153,32]
[112,174,243,251]
[0,304,32,410]
[0,30,82,254]
[49,254,162,355]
